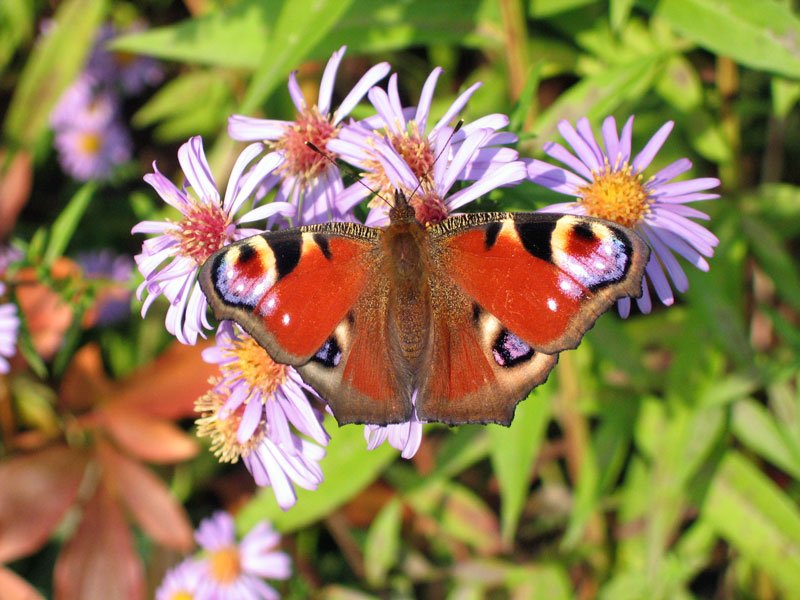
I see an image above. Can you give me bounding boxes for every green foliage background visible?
[2,0,800,598]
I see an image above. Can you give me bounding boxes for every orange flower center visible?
[78,132,102,155]
[274,106,338,183]
[209,546,242,584]
[196,384,264,463]
[222,334,288,396]
[577,161,650,228]
[167,591,194,600]
[176,204,232,264]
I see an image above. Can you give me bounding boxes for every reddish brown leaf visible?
[16,259,78,361]
[59,344,112,412]
[101,405,198,464]
[0,150,32,238]
[0,566,45,600]
[54,481,145,600]
[98,443,193,552]
[0,446,87,562]
[112,341,216,420]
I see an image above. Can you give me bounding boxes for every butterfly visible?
[199,191,648,427]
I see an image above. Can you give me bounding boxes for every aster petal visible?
[223,143,266,213]
[239,201,296,224]
[601,116,620,165]
[237,397,264,443]
[144,168,189,212]
[252,443,298,510]
[618,115,634,163]
[649,224,712,268]
[635,271,653,313]
[633,120,674,173]
[643,250,675,306]
[650,158,692,184]
[536,201,587,215]
[368,86,403,134]
[459,113,511,136]
[655,203,712,221]
[231,153,287,216]
[446,161,526,211]
[541,141,594,181]
[178,136,219,204]
[415,66,443,132]
[642,225,689,293]
[374,140,419,191]
[335,183,372,213]
[439,128,492,196]
[430,81,482,135]
[653,192,720,204]
[131,220,172,235]
[576,117,604,168]
[228,115,292,142]
[196,512,236,549]
[558,120,601,172]
[334,61,391,124]
[651,177,720,198]
[649,207,719,247]
[526,159,586,195]
[287,70,306,112]
[317,46,346,116]
[616,296,632,318]
[387,74,406,129]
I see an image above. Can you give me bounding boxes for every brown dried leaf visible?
[59,343,111,412]
[0,446,87,562]
[0,566,45,600]
[0,150,32,238]
[98,443,193,552]
[101,405,198,464]
[112,341,216,420]
[54,481,144,600]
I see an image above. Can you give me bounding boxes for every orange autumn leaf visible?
[0,566,45,600]
[0,445,88,563]
[0,150,32,238]
[54,481,145,600]
[98,442,194,552]
[59,343,112,412]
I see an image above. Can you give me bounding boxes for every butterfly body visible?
[200,193,648,427]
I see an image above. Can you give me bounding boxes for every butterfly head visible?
[388,189,418,225]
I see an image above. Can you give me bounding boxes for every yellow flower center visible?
[78,132,102,155]
[222,334,287,396]
[167,591,194,600]
[578,161,650,228]
[209,546,242,584]
[195,383,264,463]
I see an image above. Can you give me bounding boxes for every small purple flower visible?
[76,250,134,325]
[156,558,204,600]
[194,511,291,600]
[53,119,132,182]
[329,67,520,224]
[228,46,390,225]
[51,74,118,130]
[132,136,294,344]
[87,23,163,95]
[196,323,328,510]
[0,283,19,374]
[364,392,423,459]
[528,116,720,316]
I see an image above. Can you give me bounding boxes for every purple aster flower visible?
[87,23,164,95]
[156,558,204,600]
[528,116,720,316]
[328,67,520,225]
[196,323,328,510]
[364,391,423,459]
[228,46,390,225]
[53,118,132,181]
[194,511,291,600]
[133,136,294,345]
[353,125,526,226]
[0,283,19,374]
[51,74,118,130]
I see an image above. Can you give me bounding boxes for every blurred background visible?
[1,0,799,598]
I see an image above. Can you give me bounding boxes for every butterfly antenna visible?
[404,119,464,205]
[305,141,395,210]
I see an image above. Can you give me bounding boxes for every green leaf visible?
[732,399,800,480]
[702,451,800,596]
[3,0,106,149]
[363,497,402,586]
[610,0,635,32]
[488,388,551,546]
[238,0,355,114]
[236,420,396,533]
[656,0,800,79]
[772,77,800,119]
[44,183,96,265]
[532,55,663,142]
[0,0,35,75]
[742,215,800,312]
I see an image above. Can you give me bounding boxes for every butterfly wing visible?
[416,212,648,425]
[199,223,412,424]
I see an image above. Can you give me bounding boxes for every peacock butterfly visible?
[199,191,648,426]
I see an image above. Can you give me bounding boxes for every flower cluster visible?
[133,46,719,509]
[50,22,162,181]
[156,511,290,600]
